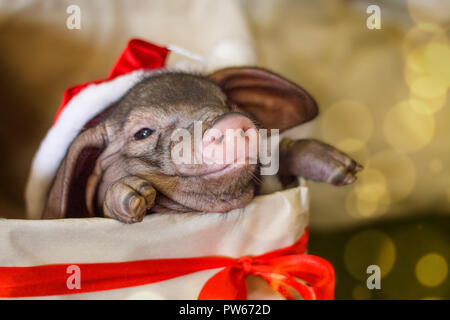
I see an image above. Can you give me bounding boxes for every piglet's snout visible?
[201,113,258,165]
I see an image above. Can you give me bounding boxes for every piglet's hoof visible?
[280,138,363,186]
[103,176,156,224]
[327,154,363,186]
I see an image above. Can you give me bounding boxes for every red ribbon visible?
[0,228,334,299]
[53,39,169,124]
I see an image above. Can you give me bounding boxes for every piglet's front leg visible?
[279,138,362,186]
[103,176,156,223]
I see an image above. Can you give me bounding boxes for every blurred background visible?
[0,0,449,299]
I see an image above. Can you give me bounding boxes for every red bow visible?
[0,228,334,299]
[198,228,334,300]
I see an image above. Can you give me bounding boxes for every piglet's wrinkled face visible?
[101,72,258,212]
[44,67,325,220]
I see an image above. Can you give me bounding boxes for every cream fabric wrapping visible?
[0,186,309,299]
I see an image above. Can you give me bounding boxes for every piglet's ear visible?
[209,67,318,131]
[43,124,108,219]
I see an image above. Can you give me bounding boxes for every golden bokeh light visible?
[345,149,416,218]
[368,150,416,203]
[355,168,388,203]
[352,284,372,300]
[407,0,450,27]
[428,158,443,174]
[346,190,373,218]
[405,45,428,79]
[345,168,391,218]
[322,100,374,152]
[415,253,448,287]
[424,41,450,86]
[336,138,365,154]
[344,230,396,281]
[402,26,442,58]
[345,189,389,219]
[404,38,449,89]
[415,22,445,33]
[410,76,447,100]
[383,101,435,154]
[421,296,442,300]
[409,96,447,115]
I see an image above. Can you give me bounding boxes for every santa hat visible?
[25,39,182,219]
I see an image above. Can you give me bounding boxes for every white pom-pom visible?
[207,40,257,70]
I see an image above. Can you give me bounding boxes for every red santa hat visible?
[26,39,175,219]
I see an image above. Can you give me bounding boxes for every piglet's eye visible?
[134,128,154,140]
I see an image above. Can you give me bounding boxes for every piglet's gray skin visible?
[44,67,362,223]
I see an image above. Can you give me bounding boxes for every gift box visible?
[0,39,334,300]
